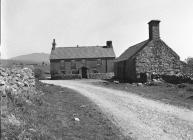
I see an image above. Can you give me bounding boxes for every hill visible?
[11,53,50,64]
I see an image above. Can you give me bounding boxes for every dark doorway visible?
[81,67,88,78]
[140,73,147,83]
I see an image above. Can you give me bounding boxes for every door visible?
[81,67,87,78]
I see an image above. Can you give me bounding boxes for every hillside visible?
[11,53,50,63]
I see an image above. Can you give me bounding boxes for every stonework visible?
[50,40,115,79]
[135,40,181,75]
[114,20,182,82]
[50,58,114,79]
[88,72,114,79]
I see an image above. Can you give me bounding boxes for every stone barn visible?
[114,20,181,82]
[50,40,115,79]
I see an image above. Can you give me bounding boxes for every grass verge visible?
[34,80,128,140]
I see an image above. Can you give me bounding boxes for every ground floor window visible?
[92,69,98,73]
[97,59,102,65]
[72,69,79,74]
[60,60,65,70]
[61,70,66,74]
[71,60,76,69]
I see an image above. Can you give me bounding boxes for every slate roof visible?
[115,40,149,62]
[50,46,116,60]
[116,39,179,62]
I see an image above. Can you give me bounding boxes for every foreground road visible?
[42,80,193,140]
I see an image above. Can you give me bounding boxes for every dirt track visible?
[42,80,193,140]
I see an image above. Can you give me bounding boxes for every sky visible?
[1,0,193,60]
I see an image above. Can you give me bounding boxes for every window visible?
[92,69,98,73]
[72,69,79,74]
[61,71,66,74]
[82,59,86,67]
[97,59,102,65]
[71,60,76,69]
[60,60,65,70]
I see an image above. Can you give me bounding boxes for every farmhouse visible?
[50,40,115,79]
[114,20,181,82]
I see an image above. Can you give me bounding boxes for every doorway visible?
[140,73,147,83]
[81,67,88,78]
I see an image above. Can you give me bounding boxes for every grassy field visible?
[96,81,193,110]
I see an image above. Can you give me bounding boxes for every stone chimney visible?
[106,41,113,48]
[52,39,56,50]
[148,20,160,40]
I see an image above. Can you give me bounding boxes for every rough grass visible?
[34,81,127,140]
[1,80,129,140]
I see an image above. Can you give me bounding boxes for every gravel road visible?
[42,80,193,140]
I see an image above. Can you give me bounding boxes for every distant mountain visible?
[11,53,50,64]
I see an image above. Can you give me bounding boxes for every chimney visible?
[106,41,113,48]
[52,39,56,50]
[148,20,160,40]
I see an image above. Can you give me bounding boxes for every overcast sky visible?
[1,0,193,60]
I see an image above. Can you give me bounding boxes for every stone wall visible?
[0,66,42,139]
[51,73,82,80]
[136,40,181,75]
[87,72,114,79]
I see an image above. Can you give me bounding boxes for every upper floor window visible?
[82,59,86,67]
[60,60,65,70]
[97,59,102,65]
[71,60,76,69]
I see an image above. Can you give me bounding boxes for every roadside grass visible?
[96,81,193,110]
[34,81,128,140]
[2,80,130,140]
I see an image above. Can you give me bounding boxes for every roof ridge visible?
[50,45,115,60]
[56,46,104,48]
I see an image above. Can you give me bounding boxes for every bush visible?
[34,68,45,80]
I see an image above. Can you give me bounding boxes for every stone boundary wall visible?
[88,72,114,79]
[0,66,36,113]
[0,66,42,139]
[52,74,82,80]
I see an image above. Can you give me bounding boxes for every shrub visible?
[34,67,45,80]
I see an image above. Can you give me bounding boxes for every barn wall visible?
[114,58,136,82]
[135,41,181,75]
[125,58,137,82]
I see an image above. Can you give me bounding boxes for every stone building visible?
[50,40,115,79]
[114,20,181,82]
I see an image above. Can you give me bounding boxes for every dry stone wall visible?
[0,66,42,139]
[88,72,114,79]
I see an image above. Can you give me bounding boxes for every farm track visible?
[42,80,193,140]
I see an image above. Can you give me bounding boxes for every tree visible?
[185,57,193,66]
